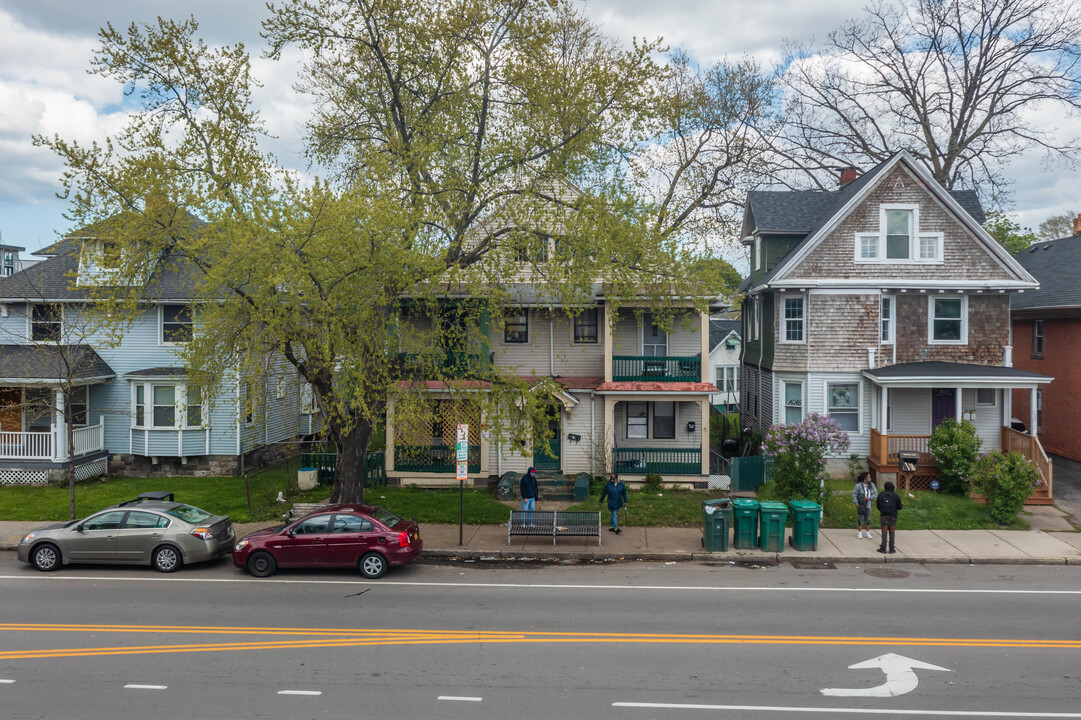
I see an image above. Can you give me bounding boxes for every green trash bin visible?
[788,500,821,551]
[731,498,760,550]
[758,501,788,552]
[701,498,732,552]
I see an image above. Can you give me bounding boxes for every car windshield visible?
[164,504,213,524]
[369,506,403,527]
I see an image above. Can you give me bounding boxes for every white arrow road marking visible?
[123,684,167,690]
[277,690,321,696]
[0,680,14,684]
[438,696,483,702]
[821,653,950,697]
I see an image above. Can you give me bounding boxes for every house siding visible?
[894,294,1009,365]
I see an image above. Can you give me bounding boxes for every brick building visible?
[738,151,1053,499]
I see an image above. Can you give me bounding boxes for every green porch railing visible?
[397,351,493,378]
[300,452,386,487]
[395,444,480,473]
[613,447,702,475]
[612,355,701,382]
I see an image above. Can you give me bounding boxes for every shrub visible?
[970,451,1040,524]
[928,419,982,494]
[642,473,664,493]
[762,413,851,504]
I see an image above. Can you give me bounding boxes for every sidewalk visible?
[3,507,1079,566]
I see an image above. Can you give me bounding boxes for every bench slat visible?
[508,510,602,546]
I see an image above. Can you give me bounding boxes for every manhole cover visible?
[864,567,910,579]
[790,561,836,570]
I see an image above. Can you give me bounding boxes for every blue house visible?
[0,233,321,485]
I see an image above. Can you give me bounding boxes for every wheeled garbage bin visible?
[701,498,732,552]
[757,501,788,552]
[788,500,821,551]
[731,498,760,550]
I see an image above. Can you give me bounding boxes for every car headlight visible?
[20,532,36,544]
[234,539,249,552]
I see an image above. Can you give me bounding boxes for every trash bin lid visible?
[788,500,820,511]
[731,498,760,509]
[702,498,731,508]
[757,501,788,512]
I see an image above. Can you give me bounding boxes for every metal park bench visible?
[508,510,602,546]
[285,502,331,521]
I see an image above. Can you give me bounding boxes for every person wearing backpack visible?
[876,480,903,554]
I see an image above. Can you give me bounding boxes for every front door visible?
[278,514,330,567]
[533,404,561,471]
[931,388,956,428]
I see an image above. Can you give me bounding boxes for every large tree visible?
[773,0,1081,204]
[38,1,773,503]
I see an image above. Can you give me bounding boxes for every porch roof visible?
[0,344,115,384]
[125,366,188,379]
[596,381,717,394]
[862,361,1052,388]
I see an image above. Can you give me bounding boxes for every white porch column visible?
[385,396,396,472]
[603,395,616,473]
[53,390,67,462]
[700,398,709,475]
[1003,388,1012,428]
[700,312,710,383]
[1030,387,1038,436]
[955,386,963,421]
[603,302,613,383]
[879,385,889,433]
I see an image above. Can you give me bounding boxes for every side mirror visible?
[74,524,85,533]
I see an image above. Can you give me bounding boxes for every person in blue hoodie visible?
[599,472,628,534]
[520,467,539,525]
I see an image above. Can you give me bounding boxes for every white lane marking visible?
[277,690,322,696]
[438,696,483,702]
[2,575,1080,595]
[614,702,1081,717]
[0,679,14,684]
[821,653,951,698]
[123,684,166,690]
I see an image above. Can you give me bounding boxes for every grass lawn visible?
[568,489,718,527]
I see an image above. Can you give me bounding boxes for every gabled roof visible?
[709,319,740,351]
[0,345,115,384]
[1011,235,1081,311]
[743,151,1030,293]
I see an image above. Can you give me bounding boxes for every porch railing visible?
[0,431,52,460]
[869,428,934,467]
[397,352,493,378]
[614,447,702,475]
[72,421,105,457]
[395,444,480,473]
[1002,427,1053,497]
[612,355,701,382]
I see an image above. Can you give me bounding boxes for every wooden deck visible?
[868,428,1052,505]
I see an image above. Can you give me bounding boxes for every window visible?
[643,314,667,356]
[573,309,599,343]
[125,511,168,529]
[300,383,316,413]
[332,514,373,533]
[783,297,804,342]
[243,380,254,425]
[83,511,125,531]
[134,385,145,426]
[976,388,995,406]
[716,366,738,394]
[754,237,761,270]
[185,385,203,427]
[31,304,61,342]
[881,295,894,343]
[3,251,14,276]
[753,299,760,341]
[276,375,286,400]
[504,311,528,343]
[153,385,176,427]
[783,381,803,425]
[930,296,966,343]
[1033,320,1044,357]
[885,209,911,259]
[858,233,878,260]
[653,402,675,439]
[919,234,938,260]
[161,304,193,343]
[827,382,860,432]
[514,236,549,263]
[25,387,54,432]
[68,386,87,427]
[292,515,331,535]
[626,402,648,439]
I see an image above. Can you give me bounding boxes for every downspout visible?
[590,390,596,477]
[549,311,555,375]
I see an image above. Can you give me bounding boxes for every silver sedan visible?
[17,499,234,573]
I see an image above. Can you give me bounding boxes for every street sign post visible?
[456,424,469,546]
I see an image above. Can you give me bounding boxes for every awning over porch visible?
[0,345,115,384]
[862,361,1051,388]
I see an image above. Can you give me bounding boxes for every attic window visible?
[854,205,942,264]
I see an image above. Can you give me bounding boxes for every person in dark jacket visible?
[599,472,628,534]
[876,480,903,554]
[520,467,539,525]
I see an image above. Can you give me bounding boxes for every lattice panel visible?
[74,458,108,481]
[899,474,936,492]
[708,474,731,490]
[0,469,49,486]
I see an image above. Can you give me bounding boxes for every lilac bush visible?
[763,413,851,503]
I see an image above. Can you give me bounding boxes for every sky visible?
[1,0,1078,255]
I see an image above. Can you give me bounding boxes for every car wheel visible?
[152,545,182,573]
[359,552,387,579]
[247,551,277,578]
[32,543,61,572]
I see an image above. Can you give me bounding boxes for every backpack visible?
[878,492,898,515]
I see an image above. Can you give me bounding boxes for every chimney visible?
[1073,213,1081,236]
[839,166,861,188]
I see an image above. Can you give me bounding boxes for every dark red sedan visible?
[233,505,423,579]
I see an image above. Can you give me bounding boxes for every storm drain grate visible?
[864,567,910,579]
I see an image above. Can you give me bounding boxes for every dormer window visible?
[855,204,943,263]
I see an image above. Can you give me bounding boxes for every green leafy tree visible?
[1037,211,1077,240]
[763,413,851,504]
[983,210,1039,255]
[928,419,982,494]
[38,3,774,503]
[970,451,1041,524]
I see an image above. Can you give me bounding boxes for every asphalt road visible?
[1,553,1080,719]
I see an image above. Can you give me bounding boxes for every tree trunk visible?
[65,394,76,521]
[331,418,372,504]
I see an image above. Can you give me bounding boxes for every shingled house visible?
[738,151,1053,500]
